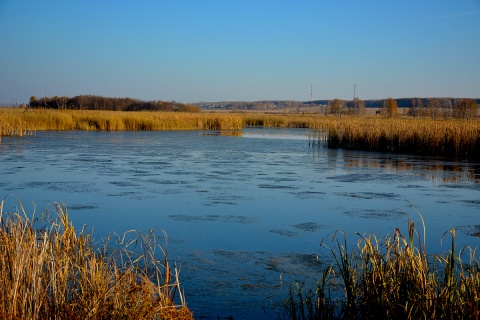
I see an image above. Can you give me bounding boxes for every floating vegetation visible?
[292,222,329,233]
[269,229,298,237]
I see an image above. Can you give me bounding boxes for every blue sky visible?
[1,1,479,104]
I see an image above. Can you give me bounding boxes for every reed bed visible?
[284,215,480,320]
[0,198,192,320]
[0,108,242,132]
[1,108,479,160]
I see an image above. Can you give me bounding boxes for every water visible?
[1,128,479,319]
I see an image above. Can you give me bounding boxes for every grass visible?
[284,212,480,320]
[1,108,479,159]
[0,108,242,132]
[0,198,192,320]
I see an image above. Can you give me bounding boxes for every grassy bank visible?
[0,198,192,320]
[1,108,479,159]
[285,216,480,320]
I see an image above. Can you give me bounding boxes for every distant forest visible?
[28,95,200,112]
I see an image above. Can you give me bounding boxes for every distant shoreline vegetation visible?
[28,95,201,113]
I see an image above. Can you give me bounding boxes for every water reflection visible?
[342,152,480,184]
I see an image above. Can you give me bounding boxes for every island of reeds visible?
[0,198,193,320]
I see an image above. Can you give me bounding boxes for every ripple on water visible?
[19,181,100,193]
[289,191,327,200]
[343,208,406,220]
[169,214,259,224]
[460,199,480,207]
[335,191,401,200]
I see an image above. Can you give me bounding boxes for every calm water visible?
[1,128,479,319]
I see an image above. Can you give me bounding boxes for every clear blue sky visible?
[1,0,479,104]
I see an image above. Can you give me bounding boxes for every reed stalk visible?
[1,108,479,160]
[0,197,192,320]
[284,214,480,319]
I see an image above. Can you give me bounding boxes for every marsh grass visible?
[0,108,242,132]
[284,213,480,320]
[1,108,479,159]
[0,198,192,320]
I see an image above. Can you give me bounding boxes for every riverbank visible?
[1,108,479,160]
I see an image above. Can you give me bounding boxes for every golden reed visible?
[1,108,479,159]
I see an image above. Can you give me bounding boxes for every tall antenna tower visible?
[311,84,313,102]
[353,83,356,100]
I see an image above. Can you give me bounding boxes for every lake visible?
[1,128,479,319]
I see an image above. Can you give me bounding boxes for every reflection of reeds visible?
[2,109,479,160]
[0,198,192,320]
[285,214,480,319]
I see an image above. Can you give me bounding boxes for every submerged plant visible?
[0,197,192,320]
[284,211,480,320]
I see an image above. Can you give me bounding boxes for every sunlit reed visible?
[0,198,193,320]
[284,213,480,319]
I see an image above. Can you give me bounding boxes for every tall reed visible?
[0,108,243,132]
[0,198,192,320]
[284,214,480,320]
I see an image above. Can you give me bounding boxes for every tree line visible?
[326,97,478,119]
[28,95,201,113]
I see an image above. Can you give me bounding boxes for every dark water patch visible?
[204,201,238,206]
[147,179,189,185]
[110,181,141,187]
[336,192,401,200]
[20,181,99,193]
[289,191,327,200]
[327,173,376,183]
[457,225,480,238]
[269,229,298,237]
[292,222,329,232]
[106,191,138,197]
[169,214,258,224]
[137,160,171,166]
[258,184,297,190]
[397,184,425,189]
[266,252,324,274]
[344,208,406,220]
[68,204,99,211]
[460,199,480,207]
[441,184,480,191]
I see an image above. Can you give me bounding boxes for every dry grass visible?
[0,108,242,132]
[0,198,192,320]
[284,213,480,320]
[1,108,479,159]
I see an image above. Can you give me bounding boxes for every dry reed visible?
[284,213,480,320]
[1,108,479,160]
[0,198,193,320]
